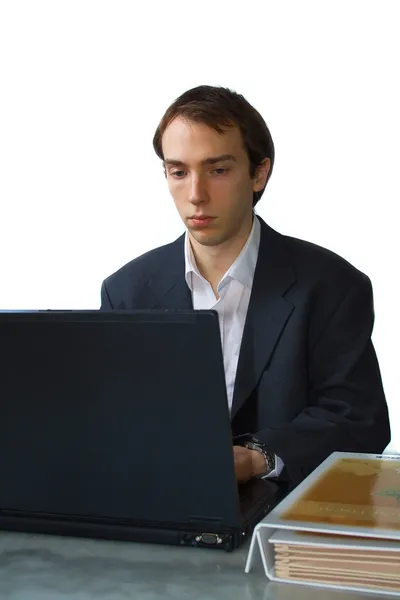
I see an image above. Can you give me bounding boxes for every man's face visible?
[162,117,268,248]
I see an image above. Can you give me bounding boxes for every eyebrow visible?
[163,154,237,167]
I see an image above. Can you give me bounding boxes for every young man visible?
[100,85,390,487]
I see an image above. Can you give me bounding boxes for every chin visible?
[191,231,226,247]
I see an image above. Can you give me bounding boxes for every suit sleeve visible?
[248,275,391,487]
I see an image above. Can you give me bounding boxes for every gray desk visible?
[0,531,385,600]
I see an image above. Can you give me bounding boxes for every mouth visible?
[189,216,216,228]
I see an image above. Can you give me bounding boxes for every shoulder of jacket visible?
[279,232,370,286]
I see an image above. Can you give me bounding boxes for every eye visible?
[171,170,186,178]
[213,168,229,175]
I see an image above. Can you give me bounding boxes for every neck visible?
[189,213,254,287]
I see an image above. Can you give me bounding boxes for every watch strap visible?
[243,440,275,477]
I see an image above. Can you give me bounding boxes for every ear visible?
[252,158,271,192]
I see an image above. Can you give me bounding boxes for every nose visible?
[188,174,208,206]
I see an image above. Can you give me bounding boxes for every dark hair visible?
[152,85,275,207]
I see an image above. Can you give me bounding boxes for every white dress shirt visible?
[184,215,283,478]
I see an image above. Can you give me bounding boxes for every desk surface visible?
[0,531,386,600]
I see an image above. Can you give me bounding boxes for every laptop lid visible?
[0,310,245,532]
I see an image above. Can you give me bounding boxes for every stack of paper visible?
[272,529,400,592]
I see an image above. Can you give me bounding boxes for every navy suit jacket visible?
[100,217,391,486]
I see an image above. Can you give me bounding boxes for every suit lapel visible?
[231,219,296,419]
[146,235,193,310]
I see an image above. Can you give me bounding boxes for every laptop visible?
[0,309,286,551]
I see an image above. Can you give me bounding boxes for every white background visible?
[1,1,398,451]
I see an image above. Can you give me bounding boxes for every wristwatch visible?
[243,440,275,478]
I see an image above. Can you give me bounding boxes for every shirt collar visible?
[184,214,261,291]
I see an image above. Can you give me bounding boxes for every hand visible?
[233,445,267,484]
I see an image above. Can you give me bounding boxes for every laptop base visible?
[0,510,262,552]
